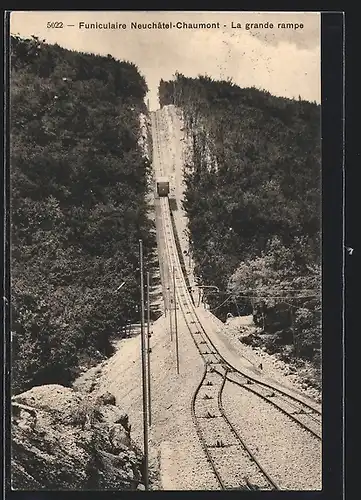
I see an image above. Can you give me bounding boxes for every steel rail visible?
[152,112,319,490]
[157,178,274,489]
[217,371,279,490]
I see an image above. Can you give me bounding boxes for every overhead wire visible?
[208,291,320,313]
[208,294,233,312]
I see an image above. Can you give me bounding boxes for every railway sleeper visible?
[203,411,218,419]
[207,439,227,448]
[291,408,315,415]
[226,486,252,491]
[243,479,262,491]
[208,440,242,449]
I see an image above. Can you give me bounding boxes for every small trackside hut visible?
[156,176,170,197]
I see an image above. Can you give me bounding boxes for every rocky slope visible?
[11,384,145,490]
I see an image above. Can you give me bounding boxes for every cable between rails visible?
[190,364,226,490]
[160,198,226,490]
[159,179,321,488]
[161,193,321,417]
[162,200,272,489]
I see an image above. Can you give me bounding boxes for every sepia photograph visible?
[8,10,322,491]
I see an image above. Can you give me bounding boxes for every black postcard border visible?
[2,9,346,500]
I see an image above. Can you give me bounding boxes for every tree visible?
[11,35,155,393]
[160,75,321,365]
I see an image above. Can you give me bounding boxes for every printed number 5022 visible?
[47,21,64,29]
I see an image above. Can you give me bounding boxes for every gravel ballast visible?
[222,379,322,490]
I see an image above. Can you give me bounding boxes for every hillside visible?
[159,74,321,387]
[11,35,156,394]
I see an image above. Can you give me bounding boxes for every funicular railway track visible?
[161,196,278,490]
[151,110,321,490]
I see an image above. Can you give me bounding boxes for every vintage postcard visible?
[7,10,326,492]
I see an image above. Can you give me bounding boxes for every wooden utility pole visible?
[138,240,149,490]
[290,305,296,357]
[173,267,180,374]
[164,280,167,318]
[168,286,173,341]
[146,271,152,427]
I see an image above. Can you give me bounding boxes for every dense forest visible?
[11,35,155,394]
[159,74,321,385]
